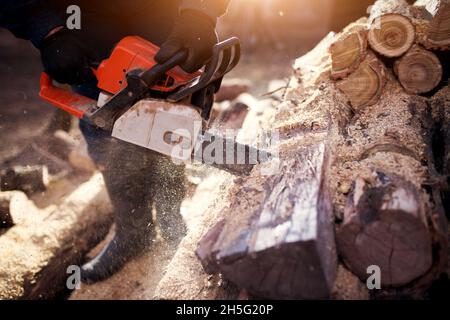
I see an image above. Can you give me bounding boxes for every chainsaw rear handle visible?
[168,37,241,102]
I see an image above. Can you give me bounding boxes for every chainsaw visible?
[39,36,270,175]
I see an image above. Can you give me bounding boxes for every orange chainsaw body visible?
[95,36,200,95]
[39,36,241,126]
[40,36,201,118]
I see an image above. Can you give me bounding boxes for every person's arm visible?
[0,0,65,48]
[180,0,231,23]
[155,0,231,73]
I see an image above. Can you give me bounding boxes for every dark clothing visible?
[0,0,230,48]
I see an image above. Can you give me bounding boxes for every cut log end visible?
[368,13,416,57]
[336,52,387,110]
[330,30,368,79]
[394,45,443,94]
[427,2,450,48]
[337,172,433,287]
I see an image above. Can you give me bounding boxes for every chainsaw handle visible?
[39,73,97,119]
[167,37,241,102]
[140,50,188,87]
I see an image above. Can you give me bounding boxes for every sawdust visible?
[154,171,236,299]
[70,234,176,300]
[332,264,370,300]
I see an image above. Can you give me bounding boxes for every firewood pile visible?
[191,0,450,299]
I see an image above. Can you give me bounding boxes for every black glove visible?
[40,29,96,85]
[155,11,219,73]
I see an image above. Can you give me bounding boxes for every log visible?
[0,173,112,299]
[196,141,337,299]
[0,165,49,195]
[368,14,416,57]
[337,173,433,286]
[332,75,448,291]
[336,51,387,110]
[368,0,416,57]
[394,45,443,94]
[330,26,368,79]
[415,0,450,49]
[0,191,32,229]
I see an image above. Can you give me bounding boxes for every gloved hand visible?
[40,28,96,85]
[155,11,219,73]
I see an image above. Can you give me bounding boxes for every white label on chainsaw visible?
[112,99,202,161]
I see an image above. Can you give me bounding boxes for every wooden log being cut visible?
[0,165,49,195]
[336,51,387,110]
[415,0,450,49]
[0,191,32,229]
[197,142,337,299]
[330,27,368,79]
[337,173,433,287]
[394,45,443,94]
[0,173,112,299]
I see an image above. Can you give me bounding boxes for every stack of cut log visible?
[330,0,449,110]
[194,0,449,300]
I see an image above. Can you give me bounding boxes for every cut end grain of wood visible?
[337,173,433,287]
[336,52,387,110]
[394,45,443,94]
[368,13,416,57]
[330,30,368,79]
